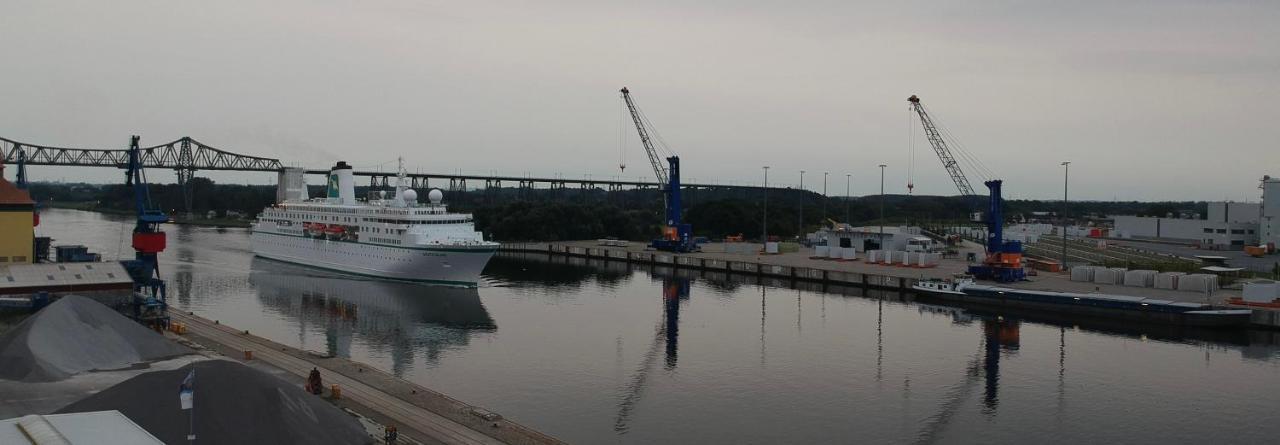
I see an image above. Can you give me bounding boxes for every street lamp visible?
[798,170,805,239]
[845,174,851,223]
[763,166,770,243]
[879,164,887,246]
[1061,161,1071,269]
[822,172,829,221]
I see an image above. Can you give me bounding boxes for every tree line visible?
[28,180,1208,242]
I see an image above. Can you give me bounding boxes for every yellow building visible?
[0,162,35,265]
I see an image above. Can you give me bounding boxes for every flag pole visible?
[188,365,196,443]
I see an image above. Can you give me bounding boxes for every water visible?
[36,208,1280,444]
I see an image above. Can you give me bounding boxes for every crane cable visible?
[636,106,676,158]
[618,98,627,173]
[923,102,995,182]
[907,105,915,194]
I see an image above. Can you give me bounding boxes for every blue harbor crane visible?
[908,95,1025,282]
[14,147,28,189]
[122,135,171,327]
[621,87,698,253]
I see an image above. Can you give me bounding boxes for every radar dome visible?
[428,188,444,204]
[401,188,418,202]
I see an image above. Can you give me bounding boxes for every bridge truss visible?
[3,135,773,211]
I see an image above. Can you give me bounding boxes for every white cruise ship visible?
[250,161,498,286]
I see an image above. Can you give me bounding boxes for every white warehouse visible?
[1262,176,1280,248]
[1112,177,1280,249]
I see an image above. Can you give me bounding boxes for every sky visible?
[2,0,1278,201]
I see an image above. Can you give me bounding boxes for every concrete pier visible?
[500,241,1280,329]
[168,311,563,445]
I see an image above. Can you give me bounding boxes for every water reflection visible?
[982,318,1019,413]
[615,276,691,434]
[249,258,495,376]
[663,277,689,370]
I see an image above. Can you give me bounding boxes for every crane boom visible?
[908,95,976,197]
[621,87,669,189]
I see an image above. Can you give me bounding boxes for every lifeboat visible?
[326,225,345,235]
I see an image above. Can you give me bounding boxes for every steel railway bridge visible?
[1,135,768,212]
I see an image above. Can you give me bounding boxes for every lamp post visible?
[822,172,829,221]
[845,174,851,223]
[798,170,805,239]
[1061,161,1071,269]
[763,166,770,243]
[879,164,887,246]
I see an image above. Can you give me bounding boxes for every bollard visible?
[244,350,253,360]
[330,384,341,400]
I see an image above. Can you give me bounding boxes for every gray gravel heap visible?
[0,295,191,382]
[58,360,374,445]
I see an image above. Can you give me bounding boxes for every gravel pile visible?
[58,360,373,444]
[0,295,191,382]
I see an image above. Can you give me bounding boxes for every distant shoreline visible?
[42,202,253,228]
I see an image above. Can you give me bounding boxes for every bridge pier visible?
[175,168,196,219]
[449,177,467,193]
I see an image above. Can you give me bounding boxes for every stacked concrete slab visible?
[1070,266,1097,282]
[1154,272,1186,290]
[1123,270,1158,287]
[841,247,857,260]
[1093,267,1127,285]
[1243,282,1280,303]
[917,253,940,268]
[1177,274,1220,293]
[880,251,896,265]
[896,251,913,266]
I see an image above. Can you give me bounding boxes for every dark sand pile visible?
[58,360,373,444]
[0,295,190,382]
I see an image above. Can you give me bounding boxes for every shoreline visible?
[42,202,253,228]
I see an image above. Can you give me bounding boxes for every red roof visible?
[0,166,34,205]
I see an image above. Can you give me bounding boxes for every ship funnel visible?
[327,162,356,204]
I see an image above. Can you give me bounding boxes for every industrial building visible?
[1112,176,1280,249]
[0,411,164,445]
[0,162,35,265]
[1262,175,1280,248]
[0,162,134,302]
[812,225,930,252]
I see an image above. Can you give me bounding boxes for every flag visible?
[179,368,194,410]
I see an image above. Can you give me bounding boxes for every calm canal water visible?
[37,208,1280,444]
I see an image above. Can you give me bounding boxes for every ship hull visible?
[916,284,1251,328]
[250,231,496,286]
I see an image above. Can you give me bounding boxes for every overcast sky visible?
[3,0,1278,201]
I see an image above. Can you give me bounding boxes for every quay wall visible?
[499,242,918,291]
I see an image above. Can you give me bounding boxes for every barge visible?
[912,276,1252,328]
